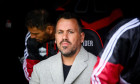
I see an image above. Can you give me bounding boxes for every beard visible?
[36,33,50,43]
[59,39,77,57]
[60,46,77,57]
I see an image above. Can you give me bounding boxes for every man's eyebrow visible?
[31,32,38,34]
[67,29,74,31]
[56,29,63,32]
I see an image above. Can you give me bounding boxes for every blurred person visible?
[23,9,59,81]
[29,12,97,84]
[91,17,140,84]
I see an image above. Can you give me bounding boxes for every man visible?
[91,17,140,84]
[29,12,97,84]
[23,9,59,81]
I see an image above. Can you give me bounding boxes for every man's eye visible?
[32,33,38,35]
[69,31,74,33]
[58,31,63,34]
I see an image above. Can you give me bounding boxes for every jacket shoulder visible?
[88,52,97,63]
[35,53,59,68]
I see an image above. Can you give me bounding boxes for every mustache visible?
[60,39,71,45]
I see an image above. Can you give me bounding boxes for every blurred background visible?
[0,0,139,83]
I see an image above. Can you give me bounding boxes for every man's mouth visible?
[61,42,69,46]
[60,39,71,46]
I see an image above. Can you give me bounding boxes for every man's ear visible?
[46,26,54,34]
[81,32,85,43]
[55,40,56,44]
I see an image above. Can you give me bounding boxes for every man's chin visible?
[61,49,76,57]
[37,40,43,43]
[62,46,68,49]
[62,52,72,57]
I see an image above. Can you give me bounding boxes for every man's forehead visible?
[56,18,79,30]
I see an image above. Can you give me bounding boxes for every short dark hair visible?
[25,9,55,30]
[56,12,83,32]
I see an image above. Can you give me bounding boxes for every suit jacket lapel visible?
[50,52,64,84]
[64,46,88,84]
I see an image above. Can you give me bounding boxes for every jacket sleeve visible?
[23,57,40,81]
[23,32,40,81]
[90,18,140,84]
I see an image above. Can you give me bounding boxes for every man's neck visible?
[62,48,81,65]
[62,55,76,66]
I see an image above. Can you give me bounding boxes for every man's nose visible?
[62,32,68,40]
[30,34,36,39]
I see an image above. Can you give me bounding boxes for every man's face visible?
[55,18,85,57]
[28,27,49,43]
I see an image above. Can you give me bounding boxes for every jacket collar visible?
[50,46,89,84]
[50,52,64,84]
[64,46,88,84]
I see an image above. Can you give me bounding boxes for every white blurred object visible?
[5,19,12,28]
[18,56,25,64]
